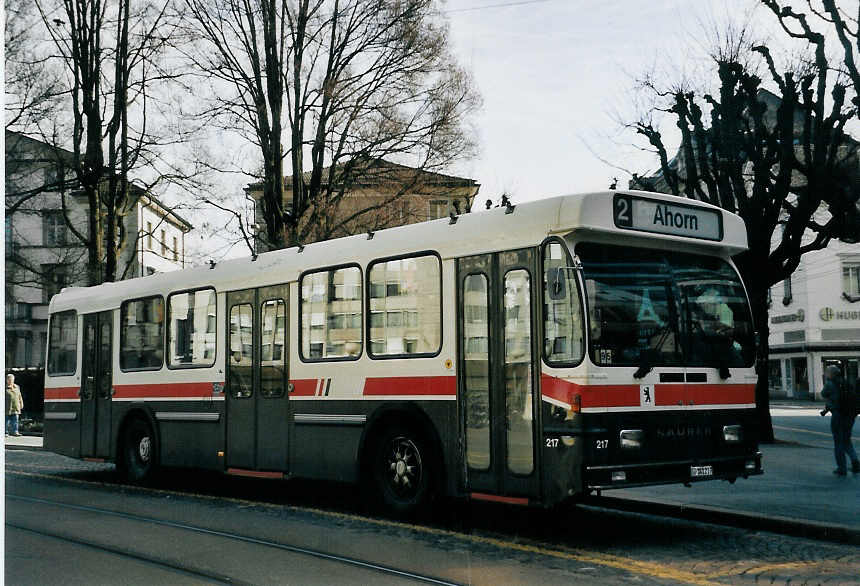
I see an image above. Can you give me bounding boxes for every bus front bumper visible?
[585,452,762,490]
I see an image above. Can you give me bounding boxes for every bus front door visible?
[226,285,290,472]
[457,249,541,501]
[80,311,113,458]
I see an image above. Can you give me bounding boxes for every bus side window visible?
[48,310,78,376]
[542,241,584,365]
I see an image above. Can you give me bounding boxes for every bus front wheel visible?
[371,426,431,515]
[121,418,157,484]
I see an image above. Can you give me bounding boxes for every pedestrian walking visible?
[821,365,860,476]
[6,373,24,437]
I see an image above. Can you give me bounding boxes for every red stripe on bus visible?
[226,468,285,479]
[687,384,755,404]
[363,376,456,396]
[654,385,685,406]
[540,375,639,408]
[470,492,529,506]
[541,374,755,408]
[113,382,215,399]
[44,387,79,400]
[290,379,320,397]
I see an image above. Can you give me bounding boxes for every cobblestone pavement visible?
[6,449,860,585]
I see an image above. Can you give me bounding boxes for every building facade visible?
[768,238,860,398]
[247,158,480,250]
[5,131,192,370]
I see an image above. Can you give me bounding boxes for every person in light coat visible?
[6,373,24,437]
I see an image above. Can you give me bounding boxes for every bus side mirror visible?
[547,269,566,300]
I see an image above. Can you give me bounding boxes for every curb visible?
[588,495,860,546]
[4,443,46,452]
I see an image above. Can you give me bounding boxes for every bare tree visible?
[628,32,859,441]
[25,0,188,285]
[4,1,64,133]
[761,1,860,112]
[183,0,479,250]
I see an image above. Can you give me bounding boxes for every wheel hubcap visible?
[138,436,151,463]
[386,437,421,496]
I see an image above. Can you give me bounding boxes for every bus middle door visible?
[458,248,541,501]
[226,285,290,472]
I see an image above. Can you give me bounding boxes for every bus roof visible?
[49,190,748,314]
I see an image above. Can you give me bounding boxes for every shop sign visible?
[771,309,805,324]
[820,307,860,321]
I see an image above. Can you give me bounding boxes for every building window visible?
[43,211,67,246]
[768,359,783,393]
[168,288,217,367]
[173,236,179,262]
[427,199,449,220]
[782,276,792,305]
[300,266,363,360]
[47,310,77,376]
[120,296,164,370]
[368,253,441,357]
[42,264,68,303]
[161,229,167,256]
[43,164,64,187]
[147,221,153,249]
[843,264,860,297]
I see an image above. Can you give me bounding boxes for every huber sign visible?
[819,307,860,321]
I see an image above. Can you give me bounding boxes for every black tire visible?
[121,418,157,484]
[370,426,432,516]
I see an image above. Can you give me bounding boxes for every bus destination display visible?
[613,194,722,241]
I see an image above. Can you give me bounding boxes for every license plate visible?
[690,465,713,478]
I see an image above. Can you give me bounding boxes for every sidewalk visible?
[4,434,45,450]
[6,408,859,544]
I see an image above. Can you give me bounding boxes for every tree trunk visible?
[737,247,775,443]
[751,286,775,443]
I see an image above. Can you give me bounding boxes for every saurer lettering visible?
[653,204,699,232]
[656,425,712,440]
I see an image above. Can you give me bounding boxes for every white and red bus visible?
[44,190,762,512]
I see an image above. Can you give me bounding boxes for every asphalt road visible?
[771,407,841,450]
[6,448,860,585]
[609,407,860,534]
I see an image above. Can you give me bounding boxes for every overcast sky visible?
[445,0,776,204]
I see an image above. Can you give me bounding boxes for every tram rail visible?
[6,493,461,586]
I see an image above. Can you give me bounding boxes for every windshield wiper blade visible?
[634,350,653,379]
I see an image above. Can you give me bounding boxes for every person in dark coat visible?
[821,365,860,476]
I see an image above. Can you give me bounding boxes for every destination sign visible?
[613,194,722,241]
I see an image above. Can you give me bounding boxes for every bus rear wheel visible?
[371,426,431,516]
[121,418,157,484]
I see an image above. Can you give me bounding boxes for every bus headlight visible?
[620,429,643,449]
[723,425,743,444]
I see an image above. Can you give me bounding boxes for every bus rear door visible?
[226,285,290,472]
[457,249,541,502]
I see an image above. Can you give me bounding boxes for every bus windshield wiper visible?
[634,348,655,379]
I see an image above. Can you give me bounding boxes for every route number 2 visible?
[614,195,633,227]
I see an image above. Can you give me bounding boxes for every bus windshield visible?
[577,242,755,369]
